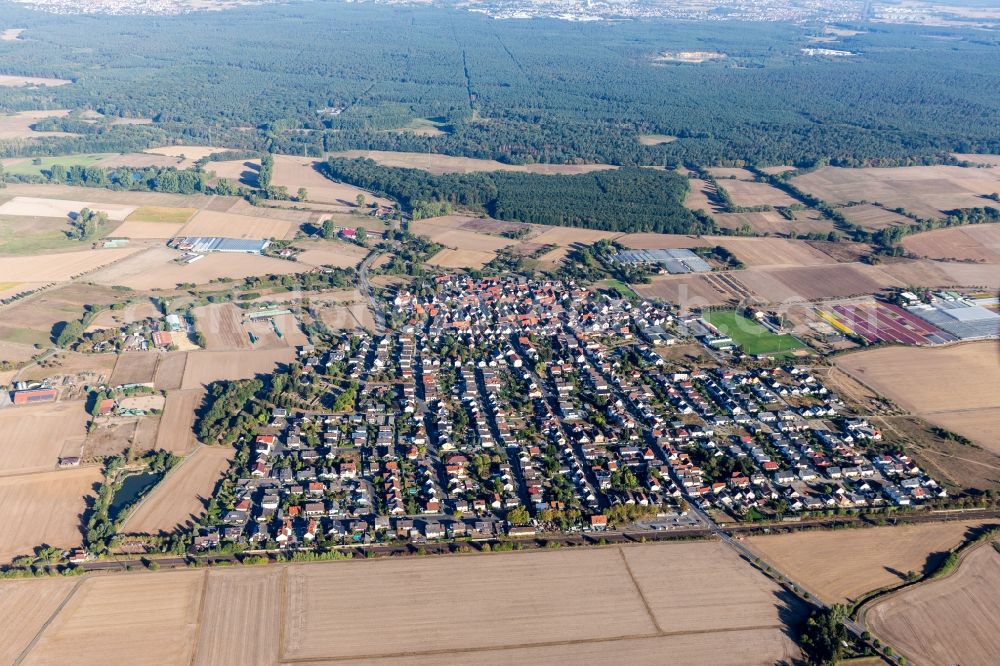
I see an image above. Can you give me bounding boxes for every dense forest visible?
[1,2,999,166]
[322,158,702,233]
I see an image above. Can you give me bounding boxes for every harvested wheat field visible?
[271,155,392,208]
[717,180,798,208]
[953,153,1000,166]
[837,342,1000,450]
[934,260,1000,289]
[683,177,720,214]
[22,570,204,666]
[283,541,800,662]
[410,221,515,252]
[746,520,990,604]
[0,401,89,475]
[0,577,78,665]
[364,628,800,666]
[178,210,294,240]
[331,150,616,176]
[0,247,141,282]
[0,109,72,140]
[153,352,188,390]
[194,303,251,350]
[0,339,38,365]
[89,246,304,290]
[192,567,282,666]
[0,74,71,87]
[0,196,135,221]
[901,224,1000,263]
[293,239,368,268]
[124,445,233,534]
[618,233,712,250]
[867,543,1000,666]
[708,167,756,180]
[155,390,204,455]
[792,165,1000,219]
[837,204,912,231]
[530,226,622,246]
[426,247,496,269]
[0,466,102,564]
[181,348,296,389]
[144,145,221,169]
[109,351,160,386]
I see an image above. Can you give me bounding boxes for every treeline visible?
[3,4,1000,167]
[9,163,213,195]
[196,379,265,445]
[321,158,701,233]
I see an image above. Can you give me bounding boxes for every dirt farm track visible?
[0,541,804,665]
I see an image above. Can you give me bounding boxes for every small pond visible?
[109,471,162,520]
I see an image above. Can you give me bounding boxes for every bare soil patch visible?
[746,520,990,604]
[0,466,102,564]
[84,415,160,459]
[739,263,898,302]
[867,543,1000,666]
[123,446,233,534]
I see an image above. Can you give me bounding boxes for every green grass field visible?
[703,309,805,356]
[599,278,639,301]
[3,154,107,176]
[125,206,197,224]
